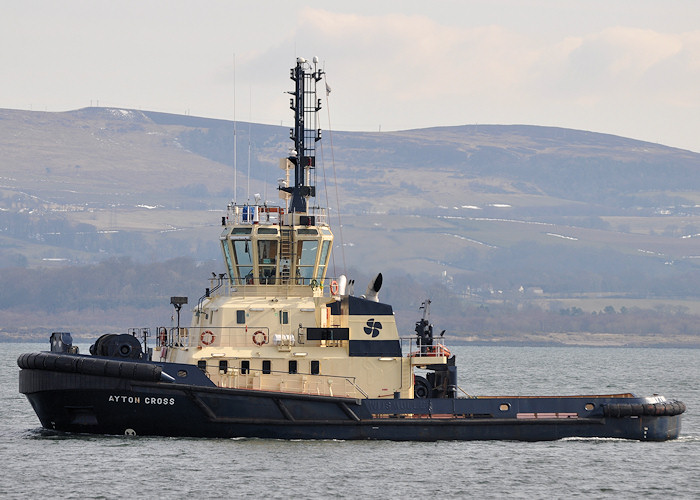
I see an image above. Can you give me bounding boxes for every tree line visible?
[1,256,699,342]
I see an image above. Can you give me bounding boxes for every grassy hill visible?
[1,106,700,345]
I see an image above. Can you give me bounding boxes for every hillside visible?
[1,107,700,345]
[3,106,700,268]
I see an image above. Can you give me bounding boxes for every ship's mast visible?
[281,57,324,214]
[220,58,333,289]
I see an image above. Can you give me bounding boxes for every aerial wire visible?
[321,70,346,276]
[247,86,251,202]
[232,54,238,205]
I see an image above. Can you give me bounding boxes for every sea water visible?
[1,343,698,498]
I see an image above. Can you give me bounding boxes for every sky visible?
[3,0,700,152]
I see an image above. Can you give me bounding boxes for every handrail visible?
[457,385,473,398]
[196,275,228,313]
[399,336,451,359]
[198,363,368,399]
[161,325,275,349]
[224,203,330,227]
[212,365,369,399]
[200,279,331,298]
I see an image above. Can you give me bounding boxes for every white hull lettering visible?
[144,397,175,405]
[108,395,141,404]
[108,395,174,405]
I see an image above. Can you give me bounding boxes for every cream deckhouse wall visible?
[165,291,413,398]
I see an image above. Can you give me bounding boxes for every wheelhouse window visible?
[221,238,234,279]
[296,240,318,284]
[258,240,278,284]
[236,310,246,324]
[232,239,253,284]
[316,240,331,280]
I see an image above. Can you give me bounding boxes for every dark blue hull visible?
[18,353,684,441]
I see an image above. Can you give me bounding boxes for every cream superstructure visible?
[157,57,451,401]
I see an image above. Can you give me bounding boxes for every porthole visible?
[177,370,188,378]
[499,403,510,411]
[584,403,595,411]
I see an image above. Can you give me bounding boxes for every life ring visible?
[436,345,451,357]
[200,330,215,346]
[426,345,451,357]
[252,330,267,346]
[330,280,339,295]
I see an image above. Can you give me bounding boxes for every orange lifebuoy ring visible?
[200,330,215,346]
[252,330,267,346]
[420,345,451,357]
[432,345,451,357]
[330,280,339,295]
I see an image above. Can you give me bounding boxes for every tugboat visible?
[18,58,685,441]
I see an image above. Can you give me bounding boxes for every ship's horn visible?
[364,273,383,302]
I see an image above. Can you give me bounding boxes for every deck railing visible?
[203,366,368,399]
[400,336,452,359]
[159,327,451,360]
[224,204,329,227]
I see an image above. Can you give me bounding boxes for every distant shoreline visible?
[4,332,699,349]
[447,332,700,349]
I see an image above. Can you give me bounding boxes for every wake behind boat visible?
[18,58,685,441]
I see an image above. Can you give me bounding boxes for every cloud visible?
[584,27,683,76]
[242,9,540,127]
[298,8,538,98]
[233,8,700,150]
[542,27,686,102]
